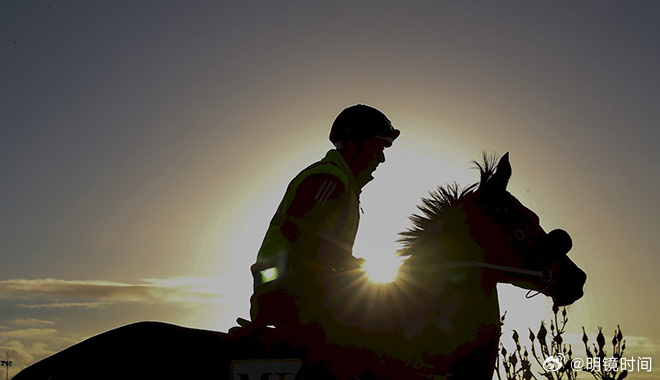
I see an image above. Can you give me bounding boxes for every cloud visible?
[0,277,231,309]
[621,335,660,358]
[0,322,74,374]
[0,278,160,301]
[10,318,56,328]
[18,302,106,309]
[0,276,243,372]
[0,329,80,374]
[0,328,58,340]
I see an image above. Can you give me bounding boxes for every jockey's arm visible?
[280,173,360,274]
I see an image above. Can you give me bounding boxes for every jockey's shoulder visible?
[296,173,346,205]
[285,174,346,218]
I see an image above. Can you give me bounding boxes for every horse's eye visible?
[514,230,525,240]
[496,206,509,215]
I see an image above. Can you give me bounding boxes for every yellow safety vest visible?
[252,150,361,286]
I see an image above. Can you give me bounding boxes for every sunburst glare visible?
[362,255,405,283]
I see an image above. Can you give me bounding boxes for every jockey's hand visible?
[328,255,365,273]
[347,256,366,270]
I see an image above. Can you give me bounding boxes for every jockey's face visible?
[351,138,388,187]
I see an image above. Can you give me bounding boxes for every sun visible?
[362,256,404,283]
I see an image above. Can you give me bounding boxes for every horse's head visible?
[460,153,586,307]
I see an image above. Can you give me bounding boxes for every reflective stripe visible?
[314,179,330,201]
[260,267,279,284]
[314,178,339,205]
[319,181,338,205]
[252,250,290,287]
[374,135,394,144]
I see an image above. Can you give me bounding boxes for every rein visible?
[425,261,554,298]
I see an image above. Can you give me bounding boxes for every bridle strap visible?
[429,261,547,279]
[426,261,554,299]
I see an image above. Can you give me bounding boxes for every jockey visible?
[249,104,400,330]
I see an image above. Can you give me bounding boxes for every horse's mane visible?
[397,154,499,253]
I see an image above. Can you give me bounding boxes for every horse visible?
[13,153,586,380]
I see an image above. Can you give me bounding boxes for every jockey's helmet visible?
[329,104,400,149]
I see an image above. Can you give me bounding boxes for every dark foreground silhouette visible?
[15,153,586,379]
[15,320,419,379]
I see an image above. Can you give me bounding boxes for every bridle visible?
[425,261,554,298]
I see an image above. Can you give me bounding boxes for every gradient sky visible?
[2,1,659,376]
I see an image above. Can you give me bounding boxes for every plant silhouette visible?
[496,306,628,380]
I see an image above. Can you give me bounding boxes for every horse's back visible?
[14,321,425,380]
[14,321,236,379]
[14,321,345,380]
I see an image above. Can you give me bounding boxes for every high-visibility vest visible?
[252,150,361,286]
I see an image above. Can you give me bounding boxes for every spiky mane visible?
[397,154,499,252]
[472,152,499,186]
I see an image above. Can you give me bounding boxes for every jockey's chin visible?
[355,171,376,188]
[354,162,380,188]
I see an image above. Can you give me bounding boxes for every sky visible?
[1,0,659,377]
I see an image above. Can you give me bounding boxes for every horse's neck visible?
[405,210,491,276]
[402,244,500,325]
[397,216,502,358]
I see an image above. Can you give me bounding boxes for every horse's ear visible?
[483,152,511,194]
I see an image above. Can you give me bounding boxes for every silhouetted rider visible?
[249,104,399,331]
